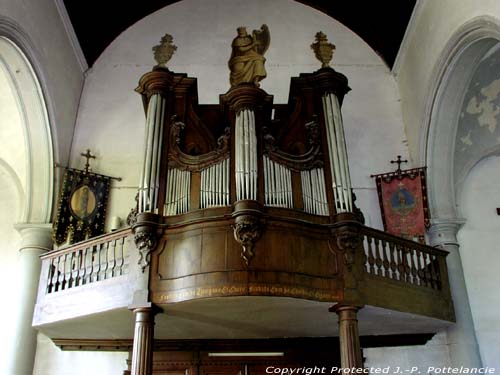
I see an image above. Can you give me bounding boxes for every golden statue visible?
[228,25,270,88]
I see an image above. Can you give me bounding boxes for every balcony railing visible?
[41,228,131,294]
[359,226,449,292]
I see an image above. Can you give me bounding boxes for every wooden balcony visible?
[33,210,454,342]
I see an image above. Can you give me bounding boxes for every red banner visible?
[373,168,430,241]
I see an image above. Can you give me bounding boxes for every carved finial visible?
[311,32,336,68]
[152,34,177,67]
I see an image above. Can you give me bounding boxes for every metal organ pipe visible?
[164,168,191,216]
[139,94,166,213]
[322,93,353,213]
[300,168,328,216]
[235,109,258,201]
[200,158,230,208]
[263,156,293,209]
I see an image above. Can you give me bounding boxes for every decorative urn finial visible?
[152,34,177,68]
[311,31,336,68]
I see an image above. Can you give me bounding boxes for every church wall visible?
[457,155,500,367]
[1,0,84,167]
[69,0,409,233]
[1,1,84,374]
[394,0,500,163]
[395,1,500,367]
[364,332,451,372]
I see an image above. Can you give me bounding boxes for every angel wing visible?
[252,24,270,56]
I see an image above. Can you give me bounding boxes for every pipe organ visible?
[134,67,356,226]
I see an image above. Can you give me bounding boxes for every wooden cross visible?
[81,149,96,173]
[390,155,408,175]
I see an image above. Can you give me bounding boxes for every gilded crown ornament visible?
[152,34,177,67]
[311,31,336,68]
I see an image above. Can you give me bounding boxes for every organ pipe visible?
[235,109,258,201]
[200,158,230,208]
[164,168,190,216]
[322,93,353,213]
[138,94,166,213]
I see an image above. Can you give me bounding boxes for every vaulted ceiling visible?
[63,0,416,68]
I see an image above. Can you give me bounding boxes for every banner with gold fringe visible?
[52,168,111,245]
[372,167,430,242]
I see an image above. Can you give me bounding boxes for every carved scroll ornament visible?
[168,115,231,171]
[262,118,324,171]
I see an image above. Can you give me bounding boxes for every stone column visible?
[428,219,482,366]
[130,306,157,375]
[7,223,52,375]
[331,304,363,369]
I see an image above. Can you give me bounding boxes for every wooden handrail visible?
[359,226,448,257]
[41,227,132,260]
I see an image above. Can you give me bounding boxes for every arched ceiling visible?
[63,0,415,68]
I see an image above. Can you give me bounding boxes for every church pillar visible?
[428,219,482,366]
[330,304,363,369]
[130,306,158,375]
[8,223,52,375]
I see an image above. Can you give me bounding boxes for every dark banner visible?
[53,168,111,245]
[373,168,430,242]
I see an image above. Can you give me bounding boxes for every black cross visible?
[80,149,96,173]
[390,155,408,175]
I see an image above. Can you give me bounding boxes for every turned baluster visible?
[117,237,125,276]
[95,243,102,281]
[367,236,376,274]
[111,238,117,277]
[103,241,110,280]
[375,238,384,277]
[380,240,390,278]
[407,247,418,285]
[388,242,397,280]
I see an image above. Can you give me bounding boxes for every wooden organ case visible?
[133,66,358,306]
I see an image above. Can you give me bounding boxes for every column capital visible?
[428,217,466,248]
[14,223,52,252]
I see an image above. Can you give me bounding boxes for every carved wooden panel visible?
[150,216,343,304]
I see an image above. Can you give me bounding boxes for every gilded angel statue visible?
[228,25,270,88]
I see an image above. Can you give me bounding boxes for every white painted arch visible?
[0,17,55,224]
[422,15,500,221]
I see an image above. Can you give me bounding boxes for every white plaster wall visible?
[0,168,22,375]
[33,334,128,375]
[70,0,409,231]
[364,332,450,372]
[395,0,500,163]
[457,155,500,368]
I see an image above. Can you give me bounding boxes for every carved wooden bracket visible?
[134,230,157,273]
[132,213,160,273]
[233,215,263,266]
[333,226,361,271]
